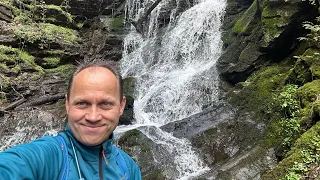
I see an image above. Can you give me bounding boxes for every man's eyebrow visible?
[72,98,88,102]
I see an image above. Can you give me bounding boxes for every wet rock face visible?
[0,106,65,151]
[215,147,277,179]
[80,16,125,62]
[117,129,166,179]
[218,0,319,85]
[67,0,125,21]
[192,112,266,166]
[161,103,236,139]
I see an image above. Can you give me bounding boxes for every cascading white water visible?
[118,0,226,179]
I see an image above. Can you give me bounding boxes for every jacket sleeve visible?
[0,136,63,180]
[118,148,142,180]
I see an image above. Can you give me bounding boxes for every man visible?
[0,60,142,180]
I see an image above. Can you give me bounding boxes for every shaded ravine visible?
[116,0,227,179]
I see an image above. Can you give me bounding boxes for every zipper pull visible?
[102,150,109,166]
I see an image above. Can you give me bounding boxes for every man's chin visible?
[81,138,103,146]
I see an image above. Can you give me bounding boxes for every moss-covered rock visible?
[261,0,298,47]
[228,62,290,114]
[262,121,320,180]
[14,22,80,48]
[42,56,61,68]
[286,48,320,85]
[232,0,259,34]
[0,45,43,74]
[110,16,124,34]
[298,80,320,108]
[44,64,74,77]
[123,76,136,98]
[118,129,165,179]
[33,4,75,28]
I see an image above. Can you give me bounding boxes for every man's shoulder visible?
[2,135,62,156]
[32,135,62,147]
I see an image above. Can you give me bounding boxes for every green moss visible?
[232,0,258,34]
[300,49,320,79]
[0,45,16,63]
[120,130,151,153]
[1,0,13,7]
[297,80,320,108]
[121,129,141,140]
[14,23,79,47]
[229,63,290,116]
[0,72,10,89]
[41,49,65,56]
[111,17,124,33]
[286,48,320,85]
[47,5,73,23]
[34,4,74,25]
[261,5,295,45]
[42,57,61,67]
[45,64,74,77]
[0,45,43,73]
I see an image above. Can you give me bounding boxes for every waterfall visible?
[118,0,226,178]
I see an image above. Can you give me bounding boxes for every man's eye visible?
[76,102,88,107]
[100,102,111,108]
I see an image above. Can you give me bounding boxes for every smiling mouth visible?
[83,125,103,128]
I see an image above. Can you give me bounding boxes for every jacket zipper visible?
[99,146,103,180]
[99,147,110,180]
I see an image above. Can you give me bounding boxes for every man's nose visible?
[85,106,102,121]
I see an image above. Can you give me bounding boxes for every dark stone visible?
[118,129,165,179]
[191,111,266,167]
[44,0,64,5]
[0,2,13,23]
[67,0,118,20]
[0,34,19,47]
[119,95,134,125]
[161,102,236,139]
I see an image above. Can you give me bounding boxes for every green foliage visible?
[268,85,302,153]
[274,85,300,118]
[263,120,320,179]
[281,171,302,180]
[299,18,320,47]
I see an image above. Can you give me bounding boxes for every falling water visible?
[118,0,226,179]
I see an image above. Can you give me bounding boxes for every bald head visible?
[67,61,124,102]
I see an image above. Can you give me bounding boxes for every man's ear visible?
[65,94,69,113]
[120,96,126,116]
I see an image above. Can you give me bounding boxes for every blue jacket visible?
[0,125,142,180]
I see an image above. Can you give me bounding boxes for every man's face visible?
[66,67,126,146]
